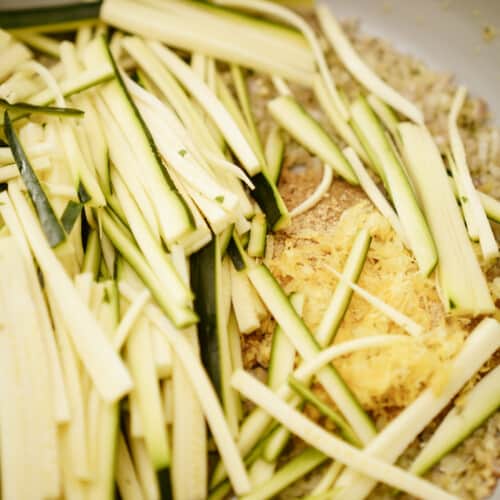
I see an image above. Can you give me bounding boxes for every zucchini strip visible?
[333,317,500,500]
[94,36,195,244]
[119,282,251,496]
[170,246,208,500]
[265,125,285,185]
[9,184,132,402]
[350,98,437,275]
[312,74,368,163]
[116,432,146,500]
[316,4,424,124]
[231,370,456,500]
[261,293,304,461]
[125,314,170,469]
[0,237,60,499]
[1,2,101,31]
[315,228,371,346]
[101,0,315,85]
[0,41,32,81]
[242,448,328,500]
[112,171,192,307]
[409,364,500,477]
[60,200,83,234]
[398,123,494,314]
[343,147,408,246]
[247,263,376,443]
[214,0,348,119]
[12,32,60,58]
[324,265,423,337]
[268,95,357,184]
[146,40,261,176]
[0,192,69,423]
[4,111,65,247]
[0,97,83,117]
[448,87,498,261]
[99,209,198,328]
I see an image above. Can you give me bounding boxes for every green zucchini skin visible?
[0,98,84,118]
[251,171,289,231]
[0,2,102,30]
[190,237,222,397]
[4,111,65,247]
[60,200,83,234]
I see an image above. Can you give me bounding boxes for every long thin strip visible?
[316,4,423,124]
[214,0,348,119]
[170,245,208,500]
[315,228,371,346]
[247,263,376,443]
[324,265,423,336]
[146,39,261,176]
[333,317,500,500]
[0,237,60,498]
[101,0,314,85]
[409,364,500,477]
[343,147,408,246]
[350,97,436,275]
[119,282,251,495]
[242,448,328,500]
[448,86,498,261]
[0,97,83,117]
[4,111,65,247]
[0,192,69,422]
[9,184,132,402]
[231,371,456,500]
[288,376,360,446]
[268,95,357,184]
[313,74,368,162]
[398,123,494,314]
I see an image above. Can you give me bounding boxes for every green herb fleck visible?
[215,195,224,203]
[178,149,187,157]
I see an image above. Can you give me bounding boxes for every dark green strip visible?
[251,171,289,231]
[157,468,173,500]
[4,111,65,247]
[0,2,102,29]
[0,98,84,118]
[226,235,247,271]
[190,237,222,397]
[60,200,83,234]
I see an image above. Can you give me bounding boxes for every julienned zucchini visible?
[241,448,328,500]
[398,123,494,315]
[251,171,290,231]
[409,365,500,477]
[0,98,84,118]
[350,97,437,276]
[190,235,237,433]
[265,125,285,185]
[268,95,358,185]
[94,36,195,244]
[315,229,370,346]
[288,376,360,446]
[190,236,223,396]
[99,209,198,328]
[1,2,101,31]
[4,111,65,248]
[247,213,267,258]
[246,263,375,445]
